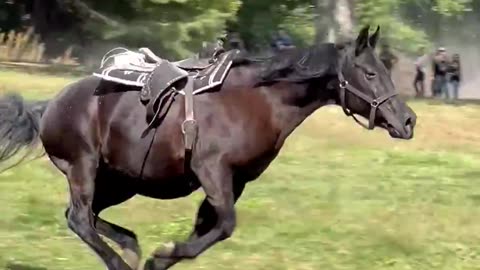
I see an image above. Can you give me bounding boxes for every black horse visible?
[0,26,416,270]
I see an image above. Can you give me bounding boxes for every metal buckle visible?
[181,119,197,134]
[339,80,348,88]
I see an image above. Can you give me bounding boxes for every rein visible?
[336,57,398,130]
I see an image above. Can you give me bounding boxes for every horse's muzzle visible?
[386,114,415,140]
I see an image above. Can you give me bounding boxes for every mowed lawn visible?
[1,69,480,270]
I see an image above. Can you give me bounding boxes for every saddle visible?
[93,47,240,148]
[173,57,212,70]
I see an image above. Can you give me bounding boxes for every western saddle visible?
[95,44,238,154]
[137,45,226,151]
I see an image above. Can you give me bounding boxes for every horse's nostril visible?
[404,117,412,127]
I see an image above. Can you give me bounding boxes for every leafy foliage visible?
[0,0,477,60]
[279,5,316,47]
[355,0,429,53]
[432,0,472,16]
[229,0,314,50]
[86,0,241,59]
[355,0,473,54]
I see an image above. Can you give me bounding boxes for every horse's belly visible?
[136,175,201,200]
[101,144,198,200]
[99,163,199,200]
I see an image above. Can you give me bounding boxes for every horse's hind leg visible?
[65,156,132,270]
[92,176,141,270]
[95,217,141,270]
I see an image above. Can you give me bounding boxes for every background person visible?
[413,46,428,97]
[448,53,461,100]
[431,47,449,99]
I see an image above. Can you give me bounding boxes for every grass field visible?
[1,69,480,270]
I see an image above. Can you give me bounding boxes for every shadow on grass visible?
[5,262,47,270]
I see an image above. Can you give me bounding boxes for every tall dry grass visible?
[0,27,78,65]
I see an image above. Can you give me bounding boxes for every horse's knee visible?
[219,214,236,240]
[64,208,78,232]
[66,211,80,232]
[66,207,92,234]
[220,224,235,240]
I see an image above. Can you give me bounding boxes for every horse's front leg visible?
[145,180,245,270]
[144,162,238,270]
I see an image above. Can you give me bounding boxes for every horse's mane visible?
[232,43,339,83]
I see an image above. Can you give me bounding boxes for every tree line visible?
[0,0,477,61]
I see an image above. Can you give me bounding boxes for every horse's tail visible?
[0,93,49,168]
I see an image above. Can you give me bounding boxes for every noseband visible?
[336,69,398,130]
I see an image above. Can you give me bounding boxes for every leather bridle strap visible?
[337,71,398,130]
[181,78,198,151]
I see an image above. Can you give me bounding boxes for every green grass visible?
[0,68,80,99]
[2,70,480,270]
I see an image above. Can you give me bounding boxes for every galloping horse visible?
[0,26,416,270]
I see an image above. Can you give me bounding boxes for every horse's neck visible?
[267,80,336,148]
[232,49,338,147]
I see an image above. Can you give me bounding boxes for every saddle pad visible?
[93,67,150,87]
[186,49,239,95]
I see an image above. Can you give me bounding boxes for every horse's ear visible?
[369,26,380,48]
[355,25,370,56]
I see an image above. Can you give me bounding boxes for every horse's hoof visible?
[153,242,176,258]
[143,257,172,270]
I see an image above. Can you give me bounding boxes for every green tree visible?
[87,0,241,59]
[355,0,472,53]
[230,0,314,51]
[1,0,241,60]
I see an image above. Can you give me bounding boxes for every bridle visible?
[336,57,398,130]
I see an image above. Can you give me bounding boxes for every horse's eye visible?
[365,72,377,80]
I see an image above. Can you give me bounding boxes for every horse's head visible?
[334,25,416,140]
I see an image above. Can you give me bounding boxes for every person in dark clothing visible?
[431,47,449,98]
[271,30,295,52]
[413,46,428,97]
[379,43,398,76]
[448,53,461,100]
